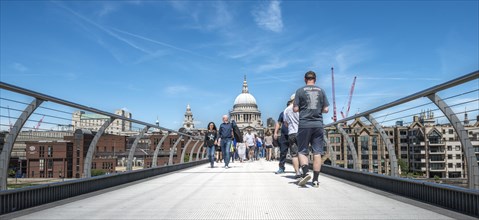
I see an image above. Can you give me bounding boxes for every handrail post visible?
[0,98,43,190]
[428,93,479,189]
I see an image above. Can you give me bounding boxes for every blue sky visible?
[1,1,478,130]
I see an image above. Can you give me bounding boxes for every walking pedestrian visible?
[255,134,262,160]
[274,105,289,174]
[244,129,255,161]
[237,140,246,162]
[294,71,329,187]
[218,115,234,168]
[283,94,301,178]
[204,122,218,168]
[264,130,273,161]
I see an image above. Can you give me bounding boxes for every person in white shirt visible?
[244,129,256,161]
[283,94,301,178]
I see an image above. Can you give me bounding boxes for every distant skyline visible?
[1,1,478,130]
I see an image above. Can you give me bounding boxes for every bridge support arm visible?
[428,93,479,189]
[196,143,204,161]
[168,136,183,165]
[190,140,201,161]
[183,140,199,163]
[152,133,169,167]
[324,133,336,166]
[83,118,113,178]
[336,124,360,170]
[180,138,193,164]
[365,114,399,177]
[126,126,150,171]
[0,98,44,190]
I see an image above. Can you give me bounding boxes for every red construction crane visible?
[331,67,337,122]
[35,115,45,131]
[341,76,357,119]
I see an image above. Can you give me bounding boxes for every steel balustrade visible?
[324,70,479,189]
[0,81,203,191]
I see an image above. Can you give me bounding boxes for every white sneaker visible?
[298,174,311,187]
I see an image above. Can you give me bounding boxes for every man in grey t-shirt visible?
[293,71,329,187]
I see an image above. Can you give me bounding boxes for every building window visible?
[48,159,53,169]
[448,163,453,168]
[448,129,453,134]
[455,146,460,151]
[456,163,462,168]
[447,146,452,151]
[428,130,441,144]
[47,146,53,157]
[456,154,461,160]
[39,146,45,157]
[39,159,44,171]
[361,136,369,151]
[448,154,452,159]
[92,162,96,169]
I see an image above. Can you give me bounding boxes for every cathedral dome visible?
[234,93,257,105]
[233,76,257,107]
[229,75,263,134]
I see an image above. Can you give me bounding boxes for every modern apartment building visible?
[325,111,479,180]
[72,109,132,135]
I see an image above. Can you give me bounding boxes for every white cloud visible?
[252,0,283,33]
[255,59,289,73]
[168,1,232,32]
[12,63,28,72]
[165,85,190,95]
[208,2,232,30]
[97,3,118,17]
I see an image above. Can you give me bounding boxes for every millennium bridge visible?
[0,71,478,219]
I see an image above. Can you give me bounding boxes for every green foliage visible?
[91,169,106,177]
[8,169,16,177]
[397,159,409,173]
[8,183,35,189]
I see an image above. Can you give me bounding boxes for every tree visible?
[397,159,409,175]
[91,169,106,177]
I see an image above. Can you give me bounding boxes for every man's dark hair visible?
[304,71,316,80]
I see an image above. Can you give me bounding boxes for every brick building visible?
[26,129,127,178]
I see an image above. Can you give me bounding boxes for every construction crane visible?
[331,67,337,122]
[340,76,357,119]
[34,115,45,131]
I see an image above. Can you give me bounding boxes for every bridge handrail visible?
[325,70,479,127]
[0,81,201,139]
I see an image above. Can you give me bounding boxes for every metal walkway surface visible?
[7,160,474,219]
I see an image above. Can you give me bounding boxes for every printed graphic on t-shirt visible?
[207,134,215,141]
[304,87,321,110]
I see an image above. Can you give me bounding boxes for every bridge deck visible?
[8,160,473,219]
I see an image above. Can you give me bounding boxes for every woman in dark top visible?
[204,122,218,168]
